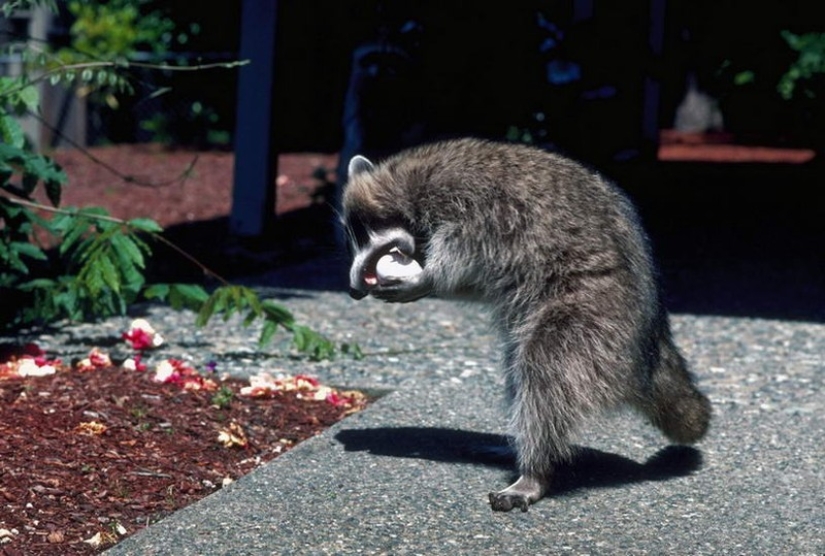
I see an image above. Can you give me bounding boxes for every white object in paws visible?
[375,249,423,282]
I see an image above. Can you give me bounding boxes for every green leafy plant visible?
[713,28,825,143]
[65,0,177,59]
[50,0,186,99]
[210,385,234,410]
[55,0,234,146]
[0,191,339,358]
[1,0,346,361]
[717,30,825,104]
[9,204,157,324]
[724,31,825,102]
[777,31,825,101]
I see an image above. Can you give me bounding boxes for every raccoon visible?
[341,138,711,511]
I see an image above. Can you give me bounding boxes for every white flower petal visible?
[129,318,156,334]
[153,360,175,382]
[17,359,56,377]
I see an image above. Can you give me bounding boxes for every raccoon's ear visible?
[348,155,375,178]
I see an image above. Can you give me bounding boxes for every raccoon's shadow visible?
[334,427,703,496]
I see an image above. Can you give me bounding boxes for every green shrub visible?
[1,0,341,361]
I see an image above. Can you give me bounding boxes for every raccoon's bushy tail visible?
[645,337,712,444]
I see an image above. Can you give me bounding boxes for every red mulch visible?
[46,144,339,227]
[0,349,369,556]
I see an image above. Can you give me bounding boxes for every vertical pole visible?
[643,0,666,148]
[573,0,594,21]
[230,0,278,237]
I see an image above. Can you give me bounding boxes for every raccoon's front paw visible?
[370,275,432,303]
[488,491,530,512]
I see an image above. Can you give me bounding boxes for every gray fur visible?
[341,138,711,512]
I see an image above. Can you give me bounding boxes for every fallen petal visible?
[83,532,104,548]
[17,358,57,377]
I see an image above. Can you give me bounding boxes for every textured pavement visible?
[92,269,825,555]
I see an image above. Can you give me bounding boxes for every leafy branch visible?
[33,58,249,90]
[0,193,340,361]
[0,43,249,106]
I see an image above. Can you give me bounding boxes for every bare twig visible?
[27,110,200,189]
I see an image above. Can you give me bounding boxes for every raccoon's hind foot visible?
[488,474,549,512]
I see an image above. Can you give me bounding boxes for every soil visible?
[0,348,369,556]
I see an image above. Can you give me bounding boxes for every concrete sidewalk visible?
[99,287,824,556]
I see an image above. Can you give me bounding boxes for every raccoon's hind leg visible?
[642,336,712,444]
[489,316,590,512]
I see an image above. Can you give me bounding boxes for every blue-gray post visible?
[230,0,278,237]
[643,0,665,147]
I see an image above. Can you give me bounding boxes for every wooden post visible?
[230,0,278,237]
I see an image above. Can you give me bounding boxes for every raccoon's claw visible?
[370,278,431,303]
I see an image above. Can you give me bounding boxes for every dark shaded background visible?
[108,1,823,154]
[55,1,825,322]
[165,0,650,157]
